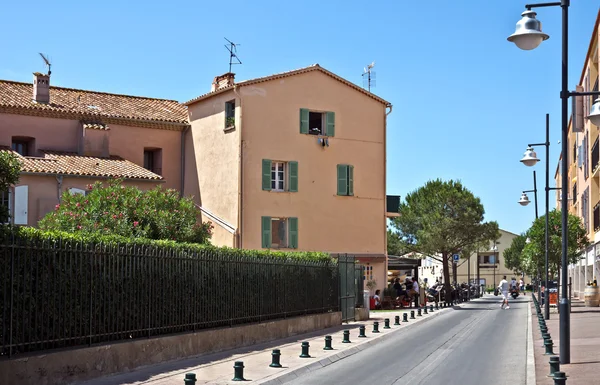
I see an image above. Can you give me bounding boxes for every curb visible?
[526,296,536,385]
[256,301,472,385]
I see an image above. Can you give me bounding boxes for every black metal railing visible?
[0,235,339,358]
[592,138,599,174]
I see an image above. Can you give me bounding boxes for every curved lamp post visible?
[508,0,600,364]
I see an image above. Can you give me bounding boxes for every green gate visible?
[338,254,356,322]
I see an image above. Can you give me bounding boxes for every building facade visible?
[555,11,600,299]
[184,65,393,290]
[455,229,528,289]
[0,73,188,225]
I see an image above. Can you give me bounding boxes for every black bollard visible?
[300,342,311,358]
[342,330,351,343]
[410,310,415,319]
[384,318,391,329]
[358,325,367,338]
[544,339,555,355]
[423,306,428,314]
[394,315,400,325]
[430,304,434,312]
[417,308,422,317]
[232,361,246,381]
[372,321,380,333]
[184,373,197,384]
[552,371,567,384]
[548,356,559,378]
[435,302,439,310]
[270,349,282,368]
[324,336,333,350]
[403,313,409,322]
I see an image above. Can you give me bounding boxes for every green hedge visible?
[11,226,332,262]
[0,225,338,357]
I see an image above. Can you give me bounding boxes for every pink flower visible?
[77,225,82,230]
[112,215,117,219]
[133,221,139,227]
[55,204,60,210]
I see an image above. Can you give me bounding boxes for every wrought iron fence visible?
[0,234,339,358]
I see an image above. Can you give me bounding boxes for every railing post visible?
[8,230,15,359]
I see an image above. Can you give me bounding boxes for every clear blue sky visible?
[1,1,598,235]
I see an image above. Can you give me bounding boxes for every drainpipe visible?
[180,125,191,198]
[55,175,63,203]
[384,104,392,276]
[233,85,243,249]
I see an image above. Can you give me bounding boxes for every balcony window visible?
[143,148,162,175]
[593,138,599,174]
[11,136,35,156]
[594,203,600,233]
[572,183,577,205]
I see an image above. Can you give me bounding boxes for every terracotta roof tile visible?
[0,79,188,124]
[184,64,391,106]
[1,149,162,180]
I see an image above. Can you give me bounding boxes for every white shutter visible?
[69,188,86,195]
[14,185,28,225]
[574,85,584,132]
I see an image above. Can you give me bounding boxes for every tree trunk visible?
[442,252,452,304]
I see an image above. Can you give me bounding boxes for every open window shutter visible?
[262,159,272,191]
[14,185,28,225]
[288,217,298,249]
[348,165,354,196]
[288,161,298,192]
[261,216,272,248]
[300,109,309,134]
[325,111,335,137]
[578,145,583,167]
[337,165,348,195]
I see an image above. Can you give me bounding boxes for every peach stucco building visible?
[184,65,393,289]
[0,64,393,291]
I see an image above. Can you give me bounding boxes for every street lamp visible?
[589,98,600,126]
[518,192,531,206]
[508,0,600,364]
[520,114,561,321]
[519,170,542,305]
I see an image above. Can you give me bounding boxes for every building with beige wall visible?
[455,229,529,289]
[554,11,600,299]
[184,65,393,290]
[0,72,188,225]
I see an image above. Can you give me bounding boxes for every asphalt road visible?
[287,295,530,385]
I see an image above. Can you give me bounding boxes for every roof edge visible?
[184,64,391,106]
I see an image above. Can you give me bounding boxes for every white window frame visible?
[271,162,286,192]
[270,217,289,248]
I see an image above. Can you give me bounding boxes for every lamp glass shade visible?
[507,10,549,50]
[520,147,540,167]
[518,193,530,206]
[588,98,600,127]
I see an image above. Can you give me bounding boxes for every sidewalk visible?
[532,300,600,384]
[82,302,468,385]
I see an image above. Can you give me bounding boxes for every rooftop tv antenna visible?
[39,53,51,76]
[224,38,242,73]
[362,61,376,92]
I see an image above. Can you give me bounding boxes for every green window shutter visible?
[348,165,354,196]
[337,164,348,196]
[261,216,272,248]
[262,159,272,191]
[288,161,298,192]
[300,108,309,134]
[325,111,335,137]
[288,217,298,249]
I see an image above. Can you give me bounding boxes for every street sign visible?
[453,254,460,262]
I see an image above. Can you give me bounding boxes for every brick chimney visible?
[33,72,50,104]
[211,73,235,92]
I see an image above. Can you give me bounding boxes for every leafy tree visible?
[503,233,527,275]
[521,209,589,279]
[0,151,21,223]
[387,229,406,256]
[390,179,500,292]
[39,179,213,244]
